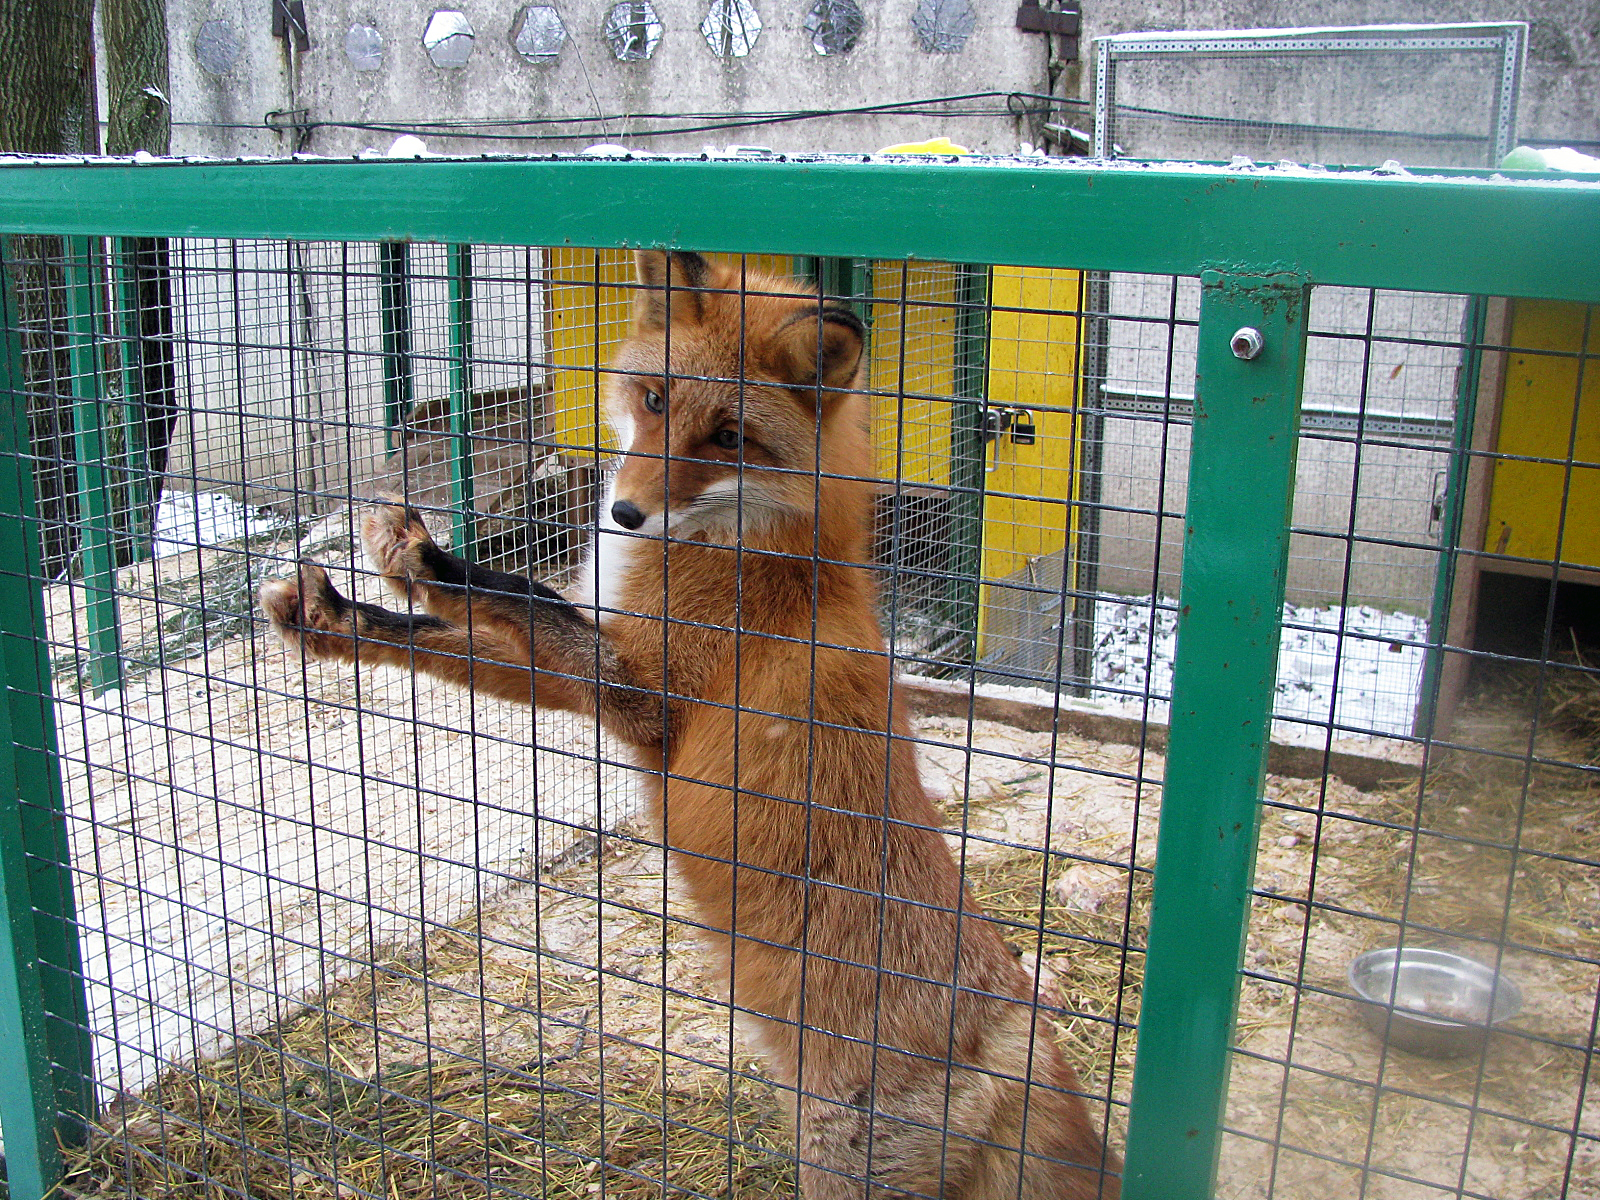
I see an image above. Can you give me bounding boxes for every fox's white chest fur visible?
[572,465,749,626]
[572,474,639,627]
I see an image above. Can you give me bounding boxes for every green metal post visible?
[378,240,413,453]
[814,256,870,317]
[0,249,97,1200]
[1121,270,1310,1200]
[448,243,474,556]
[945,263,990,666]
[1414,295,1488,737]
[112,238,153,562]
[65,236,122,693]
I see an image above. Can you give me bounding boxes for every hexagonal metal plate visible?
[911,0,975,52]
[701,0,761,57]
[345,24,385,70]
[803,0,863,56]
[513,6,568,61]
[605,0,664,60]
[423,10,476,68]
[195,20,244,74]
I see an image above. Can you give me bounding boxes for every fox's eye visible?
[713,428,743,451]
[642,390,664,414]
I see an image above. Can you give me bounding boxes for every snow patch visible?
[153,490,292,558]
[1091,596,1429,737]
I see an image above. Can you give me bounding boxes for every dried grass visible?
[63,901,794,1200]
[53,689,1600,1200]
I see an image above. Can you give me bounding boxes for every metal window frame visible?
[0,154,1594,1200]
[1092,22,1528,166]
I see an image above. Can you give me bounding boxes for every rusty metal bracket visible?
[272,0,311,52]
[1016,0,1080,38]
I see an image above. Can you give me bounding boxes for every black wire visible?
[172,90,1079,142]
[163,86,1598,155]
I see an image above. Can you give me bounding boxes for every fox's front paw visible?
[259,563,358,661]
[363,498,439,601]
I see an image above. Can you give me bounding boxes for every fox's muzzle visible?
[611,500,647,530]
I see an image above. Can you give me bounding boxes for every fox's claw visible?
[259,563,357,661]
[363,497,439,601]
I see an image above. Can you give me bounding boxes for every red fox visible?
[260,251,1120,1199]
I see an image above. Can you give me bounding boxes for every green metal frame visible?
[0,253,95,1200]
[1122,271,1311,1196]
[0,158,1593,300]
[112,238,155,562]
[65,236,123,694]
[378,240,414,453]
[0,156,1594,1200]
[945,262,990,668]
[448,243,475,556]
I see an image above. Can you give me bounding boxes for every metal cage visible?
[0,154,1595,1200]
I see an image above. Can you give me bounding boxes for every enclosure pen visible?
[0,152,1596,1200]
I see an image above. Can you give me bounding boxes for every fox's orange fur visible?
[260,252,1120,1199]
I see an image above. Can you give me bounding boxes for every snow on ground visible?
[1090,596,1430,737]
[47,545,643,1106]
[153,490,293,558]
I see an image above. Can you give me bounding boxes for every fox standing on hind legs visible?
[260,250,1119,1199]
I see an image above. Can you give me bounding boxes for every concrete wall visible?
[132,2,1596,623]
[162,0,1051,158]
[152,2,1599,160]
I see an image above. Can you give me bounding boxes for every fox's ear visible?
[633,250,710,329]
[775,305,865,398]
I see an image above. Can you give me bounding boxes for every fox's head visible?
[601,250,869,544]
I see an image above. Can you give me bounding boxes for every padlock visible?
[1009,409,1036,445]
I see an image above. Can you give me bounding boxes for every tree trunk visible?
[103,0,177,541]
[103,0,170,155]
[0,1,99,575]
[0,0,99,155]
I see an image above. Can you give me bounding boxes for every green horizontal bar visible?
[0,157,1595,302]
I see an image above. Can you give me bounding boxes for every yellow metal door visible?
[1487,300,1600,571]
[976,266,1084,672]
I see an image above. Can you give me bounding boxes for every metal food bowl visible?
[1348,947,1522,1058]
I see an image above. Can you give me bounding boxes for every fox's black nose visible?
[611,500,646,530]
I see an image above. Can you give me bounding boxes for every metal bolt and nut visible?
[1228,329,1267,361]
[1230,326,1265,360]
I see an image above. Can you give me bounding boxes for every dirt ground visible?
[43,532,1600,1199]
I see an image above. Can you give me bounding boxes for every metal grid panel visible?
[1092,22,1525,168]
[0,158,1594,1200]
[1216,300,1600,1199]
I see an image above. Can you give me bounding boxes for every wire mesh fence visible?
[0,157,1595,1200]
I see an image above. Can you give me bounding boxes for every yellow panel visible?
[543,251,800,456]
[977,266,1084,656]
[866,261,959,486]
[1486,300,1600,570]
[544,247,635,456]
